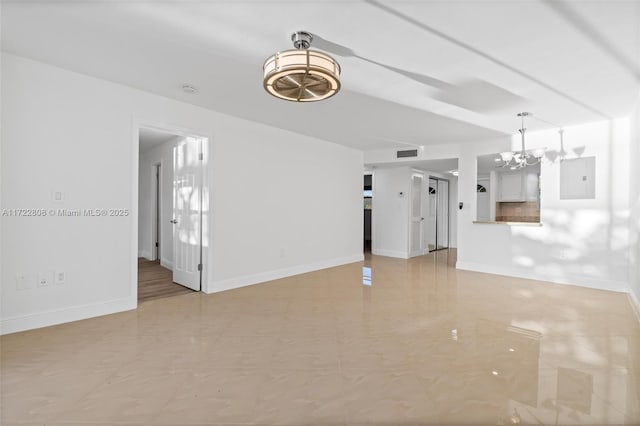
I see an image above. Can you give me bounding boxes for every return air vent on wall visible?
[397,149,418,158]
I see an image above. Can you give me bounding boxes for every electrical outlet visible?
[16,274,31,290]
[54,271,65,285]
[37,273,50,287]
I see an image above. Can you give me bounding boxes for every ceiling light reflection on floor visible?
[362,266,372,286]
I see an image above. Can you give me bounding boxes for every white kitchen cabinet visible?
[525,172,540,201]
[498,170,539,202]
[499,172,524,201]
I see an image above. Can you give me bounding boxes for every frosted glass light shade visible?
[500,151,514,162]
[263,49,341,102]
[533,148,546,158]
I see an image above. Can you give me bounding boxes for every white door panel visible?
[172,137,202,291]
[409,173,425,257]
[436,179,449,249]
[427,179,437,251]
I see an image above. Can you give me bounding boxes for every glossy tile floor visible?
[2,250,639,425]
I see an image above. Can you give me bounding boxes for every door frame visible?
[428,176,450,252]
[132,119,212,305]
[364,170,374,252]
[151,162,162,262]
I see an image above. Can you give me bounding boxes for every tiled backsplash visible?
[496,201,540,223]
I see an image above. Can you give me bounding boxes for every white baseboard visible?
[628,291,640,324]
[205,254,364,294]
[371,249,409,259]
[456,261,629,293]
[1,296,136,335]
[161,258,173,270]
[138,250,151,260]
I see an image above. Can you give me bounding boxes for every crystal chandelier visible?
[498,112,545,170]
[263,31,341,102]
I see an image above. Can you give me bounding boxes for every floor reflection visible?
[362,266,372,286]
[1,248,638,425]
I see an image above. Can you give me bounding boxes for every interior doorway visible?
[137,125,207,302]
[152,163,161,261]
[364,173,373,253]
[409,172,426,257]
[427,177,450,252]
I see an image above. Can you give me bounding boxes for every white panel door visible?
[172,137,202,291]
[477,178,490,221]
[427,178,437,251]
[409,173,425,257]
[477,193,490,221]
[436,179,449,249]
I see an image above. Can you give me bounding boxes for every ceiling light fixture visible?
[498,112,545,169]
[263,31,341,102]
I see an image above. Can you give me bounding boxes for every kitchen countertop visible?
[472,220,543,227]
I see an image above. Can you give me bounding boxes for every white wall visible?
[138,136,180,267]
[1,53,363,334]
[372,167,411,258]
[457,118,632,292]
[371,166,458,257]
[629,93,640,308]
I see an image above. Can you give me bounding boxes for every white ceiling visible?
[478,153,504,174]
[138,127,179,152]
[3,1,638,151]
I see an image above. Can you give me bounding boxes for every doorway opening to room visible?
[136,125,208,303]
[364,172,373,253]
[427,176,450,252]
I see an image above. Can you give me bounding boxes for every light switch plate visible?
[55,271,66,285]
[52,189,64,202]
[16,274,31,290]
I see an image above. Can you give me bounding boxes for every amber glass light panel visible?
[263,49,341,102]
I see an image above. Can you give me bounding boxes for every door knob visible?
[170,219,177,224]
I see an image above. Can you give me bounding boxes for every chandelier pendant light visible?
[263,31,341,102]
[499,112,545,170]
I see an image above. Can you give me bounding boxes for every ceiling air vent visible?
[397,149,418,158]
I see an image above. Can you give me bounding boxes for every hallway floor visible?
[138,258,194,303]
[2,250,639,425]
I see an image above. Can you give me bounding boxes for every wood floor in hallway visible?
[138,258,194,303]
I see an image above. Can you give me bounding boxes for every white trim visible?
[151,161,163,262]
[205,254,364,294]
[133,118,213,298]
[138,250,152,260]
[130,117,140,315]
[1,297,136,335]
[161,258,173,270]
[628,291,640,325]
[372,249,409,259]
[456,261,629,293]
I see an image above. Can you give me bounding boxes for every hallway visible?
[138,258,194,303]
